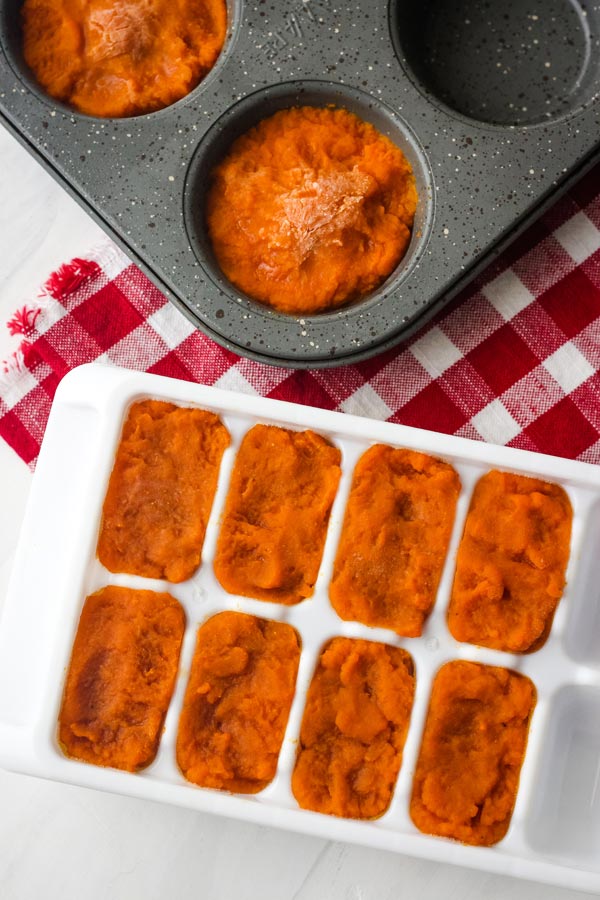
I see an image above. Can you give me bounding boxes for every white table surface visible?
[0,123,596,900]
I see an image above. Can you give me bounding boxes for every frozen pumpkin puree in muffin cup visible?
[176,611,301,793]
[330,445,460,637]
[21,0,227,118]
[97,399,230,583]
[448,470,573,653]
[205,106,418,315]
[410,660,536,846]
[58,586,186,771]
[213,424,342,604]
[292,637,416,819]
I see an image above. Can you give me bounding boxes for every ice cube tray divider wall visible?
[1,363,600,891]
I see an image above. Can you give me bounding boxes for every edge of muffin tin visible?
[2,363,600,891]
[1,1,600,366]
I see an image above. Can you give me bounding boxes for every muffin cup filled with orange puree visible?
[330,445,460,637]
[448,470,573,653]
[21,0,227,117]
[176,611,300,793]
[97,399,229,583]
[292,637,415,819]
[206,106,418,315]
[213,424,342,604]
[59,586,185,771]
[410,660,536,846]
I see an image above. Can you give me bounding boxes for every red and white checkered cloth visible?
[2,165,600,469]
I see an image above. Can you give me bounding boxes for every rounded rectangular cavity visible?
[447,470,573,653]
[58,585,186,772]
[329,444,460,637]
[525,685,600,868]
[176,610,301,793]
[410,659,536,846]
[97,398,230,583]
[213,423,342,604]
[291,636,416,820]
[563,497,600,667]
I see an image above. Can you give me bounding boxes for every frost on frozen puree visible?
[330,445,460,637]
[176,612,300,793]
[292,638,415,819]
[410,661,536,846]
[58,586,185,771]
[448,470,573,653]
[97,399,230,583]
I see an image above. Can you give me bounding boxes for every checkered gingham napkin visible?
[2,164,600,469]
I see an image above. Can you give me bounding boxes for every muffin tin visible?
[1,1,599,367]
[1,363,600,891]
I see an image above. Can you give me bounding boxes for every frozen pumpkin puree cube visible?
[97,399,230,583]
[59,586,185,771]
[330,445,460,636]
[410,660,536,846]
[448,470,572,652]
[292,637,415,819]
[177,611,300,793]
[214,424,342,604]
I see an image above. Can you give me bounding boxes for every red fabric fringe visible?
[7,306,41,338]
[43,258,101,300]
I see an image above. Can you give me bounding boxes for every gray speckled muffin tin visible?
[1,0,599,368]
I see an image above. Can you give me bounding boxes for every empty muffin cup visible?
[392,0,600,126]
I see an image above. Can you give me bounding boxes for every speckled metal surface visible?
[0,0,599,367]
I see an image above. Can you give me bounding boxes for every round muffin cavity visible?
[21,0,227,118]
[205,106,418,315]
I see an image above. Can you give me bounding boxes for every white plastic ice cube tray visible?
[1,363,600,893]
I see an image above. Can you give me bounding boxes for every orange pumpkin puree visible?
[292,638,415,819]
[214,425,341,604]
[330,446,460,637]
[21,0,227,118]
[448,470,572,652]
[206,106,418,314]
[98,399,229,583]
[177,611,300,792]
[410,660,536,846]
[59,586,185,771]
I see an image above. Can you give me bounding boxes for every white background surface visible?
[0,123,597,900]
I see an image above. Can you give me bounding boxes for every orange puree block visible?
[206,106,418,314]
[330,446,460,637]
[292,638,415,819]
[59,586,185,771]
[176,611,300,793]
[410,661,536,846]
[98,399,229,583]
[22,0,227,118]
[214,425,341,604]
[448,470,572,652]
